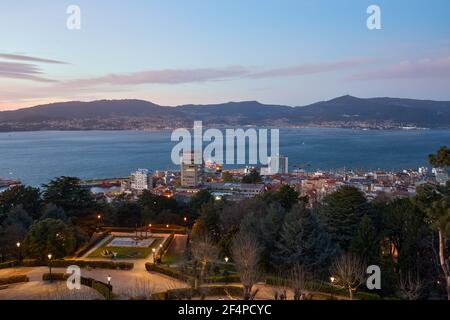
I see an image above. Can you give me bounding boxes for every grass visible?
[161,251,185,265]
[88,237,164,259]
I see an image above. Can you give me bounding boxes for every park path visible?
[0,233,189,299]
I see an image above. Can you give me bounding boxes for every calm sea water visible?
[0,128,449,186]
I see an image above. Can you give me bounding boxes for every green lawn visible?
[88,237,164,259]
[161,251,185,265]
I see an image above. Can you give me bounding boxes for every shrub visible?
[42,273,69,281]
[0,275,29,285]
[145,263,193,282]
[152,286,244,300]
[157,233,175,261]
[50,260,133,270]
[0,260,17,269]
[21,259,41,267]
[42,273,112,299]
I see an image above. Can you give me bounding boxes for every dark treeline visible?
[0,177,195,262]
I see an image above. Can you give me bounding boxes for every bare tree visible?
[190,233,218,289]
[289,264,310,300]
[330,253,366,300]
[270,272,289,300]
[120,279,157,300]
[397,272,423,300]
[232,231,262,300]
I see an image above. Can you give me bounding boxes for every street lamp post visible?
[152,248,156,264]
[107,275,112,300]
[96,214,101,232]
[183,217,188,234]
[47,254,53,282]
[16,242,21,263]
[224,256,229,264]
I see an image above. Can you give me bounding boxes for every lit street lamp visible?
[224,256,229,264]
[96,214,101,232]
[16,242,21,263]
[183,217,188,234]
[107,275,112,300]
[47,254,53,282]
[330,276,336,284]
[152,248,156,264]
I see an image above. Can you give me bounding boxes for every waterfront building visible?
[130,169,152,191]
[181,151,204,188]
[261,155,289,175]
[204,182,265,200]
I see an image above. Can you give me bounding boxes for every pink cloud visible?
[0,61,56,82]
[350,56,450,80]
[66,66,250,87]
[249,57,375,78]
[0,53,67,64]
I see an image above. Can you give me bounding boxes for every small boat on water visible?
[0,178,21,188]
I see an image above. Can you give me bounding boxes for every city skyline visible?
[1,0,450,110]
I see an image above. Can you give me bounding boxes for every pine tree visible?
[274,204,338,273]
[317,186,370,251]
[351,215,380,265]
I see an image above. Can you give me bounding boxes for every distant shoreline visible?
[0,126,444,134]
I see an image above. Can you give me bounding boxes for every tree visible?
[0,185,41,221]
[397,272,423,300]
[0,205,33,259]
[236,199,286,268]
[274,204,338,273]
[112,202,142,227]
[40,203,70,224]
[189,190,214,215]
[275,185,299,211]
[232,231,262,300]
[222,171,237,183]
[317,186,370,251]
[190,233,218,289]
[382,198,427,274]
[415,146,450,299]
[289,264,311,300]
[25,218,76,261]
[242,169,262,184]
[193,202,221,242]
[138,190,179,217]
[42,177,93,216]
[262,185,299,211]
[428,146,450,167]
[351,215,380,265]
[330,253,366,300]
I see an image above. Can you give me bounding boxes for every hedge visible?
[42,273,112,299]
[0,275,29,286]
[0,260,17,269]
[145,263,193,282]
[205,274,241,284]
[7,258,132,270]
[22,259,41,267]
[151,285,244,300]
[50,260,133,270]
[157,233,175,261]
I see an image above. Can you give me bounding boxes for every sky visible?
[0,0,450,110]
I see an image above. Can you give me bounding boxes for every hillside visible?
[0,95,449,131]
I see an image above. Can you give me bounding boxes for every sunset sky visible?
[1,0,450,110]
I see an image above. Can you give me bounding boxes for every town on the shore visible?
[2,153,449,204]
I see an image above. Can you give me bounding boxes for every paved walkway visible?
[0,233,188,300]
[0,265,187,299]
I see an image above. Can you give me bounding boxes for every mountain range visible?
[1,95,449,131]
